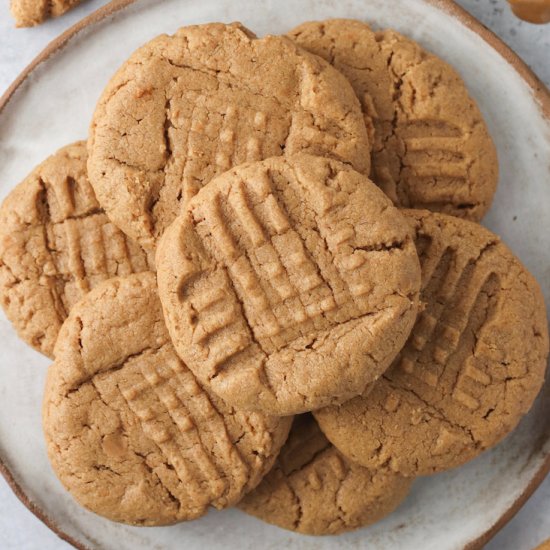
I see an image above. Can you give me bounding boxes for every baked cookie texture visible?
[239,414,412,535]
[10,0,81,27]
[0,142,154,358]
[87,22,371,250]
[43,272,292,526]
[315,210,549,476]
[288,19,498,221]
[156,154,421,416]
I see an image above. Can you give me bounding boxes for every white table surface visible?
[0,1,548,549]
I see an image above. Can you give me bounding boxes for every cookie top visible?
[156,154,421,416]
[0,142,154,358]
[239,414,412,535]
[315,210,549,476]
[43,272,292,526]
[10,0,81,27]
[289,19,498,221]
[88,22,371,250]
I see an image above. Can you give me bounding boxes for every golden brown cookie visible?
[239,414,412,535]
[315,210,549,477]
[156,154,421,416]
[0,142,154,358]
[10,0,81,27]
[88,22,371,250]
[288,19,498,221]
[43,272,292,526]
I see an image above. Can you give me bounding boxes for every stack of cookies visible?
[1,19,548,536]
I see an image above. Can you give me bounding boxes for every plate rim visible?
[0,1,549,549]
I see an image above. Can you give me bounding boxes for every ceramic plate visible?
[0,0,549,549]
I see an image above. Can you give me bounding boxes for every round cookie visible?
[88,22,371,250]
[0,142,154,358]
[156,154,421,416]
[315,210,549,477]
[288,19,498,221]
[43,272,292,526]
[239,414,412,535]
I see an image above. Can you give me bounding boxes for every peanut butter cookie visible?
[156,155,421,416]
[315,210,549,476]
[10,0,81,27]
[43,272,292,525]
[289,19,498,220]
[87,22,371,250]
[239,414,412,535]
[0,142,153,357]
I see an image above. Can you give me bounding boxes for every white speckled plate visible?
[0,1,549,549]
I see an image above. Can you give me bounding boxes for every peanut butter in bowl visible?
[508,0,550,23]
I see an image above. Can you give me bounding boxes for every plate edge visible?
[0,455,89,550]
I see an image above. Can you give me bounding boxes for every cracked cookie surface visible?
[43,272,292,526]
[156,154,421,416]
[315,210,549,476]
[239,414,412,535]
[10,0,81,27]
[288,19,498,221]
[0,142,154,358]
[87,22,371,250]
